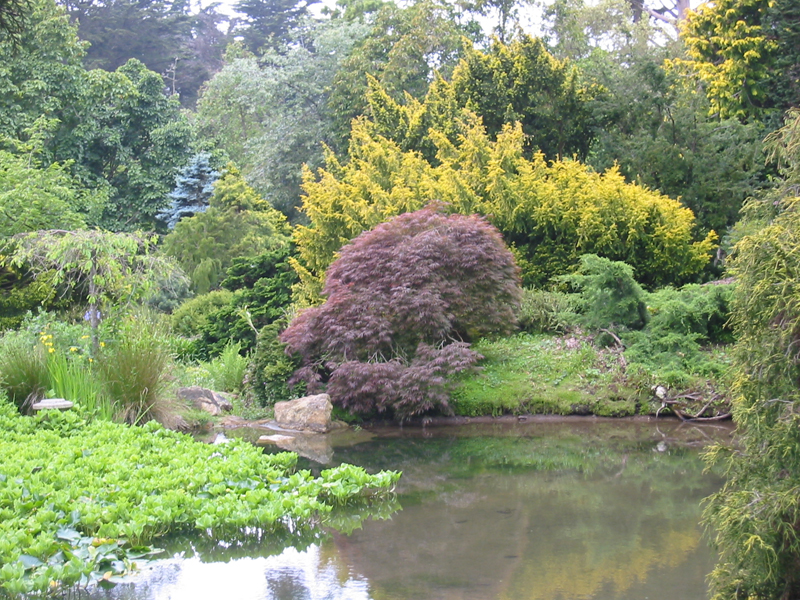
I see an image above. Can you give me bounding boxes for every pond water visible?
[84,418,733,600]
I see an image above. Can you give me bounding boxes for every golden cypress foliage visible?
[293,115,716,303]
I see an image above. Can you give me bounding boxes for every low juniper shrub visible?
[561,254,649,344]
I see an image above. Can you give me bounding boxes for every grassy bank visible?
[450,333,731,419]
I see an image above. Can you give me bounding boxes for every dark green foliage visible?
[245,319,304,406]
[51,59,194,231]
[0,261,64,330]
[185,247,298,359]
[171,289,233,338]
[161,165,291,293]
[0,1,194,231]
[589,94,766,234]
[451,35,600,161]
[622,282,734,384]
[67,0,192,73]
[234,0,317,53]
[0,0,85,139]
[563,254,649,338]
[643,282,733,345]
[145,267,193,314]
[158,152,219,229]
[64,0,230,106]
[282,209,521,418]
[0,0,31,43]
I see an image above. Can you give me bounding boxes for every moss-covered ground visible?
[450,333,730,419]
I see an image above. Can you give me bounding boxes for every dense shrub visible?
[172,290,235,338]
[190,247,298,359]
[145,267,194,314]
[293,116,717,302]
[563,254,649,339]
[162,165,291,294]
[245,320,305,407]
[281,208,521,418]
[0,259,68,330]
[644,282,733,343]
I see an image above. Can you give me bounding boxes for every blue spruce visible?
[158,153,220,229]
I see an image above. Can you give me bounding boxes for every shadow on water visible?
[78,418,733,600]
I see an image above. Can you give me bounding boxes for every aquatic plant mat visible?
[0,401,399,597]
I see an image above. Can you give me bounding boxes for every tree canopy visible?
[678,0,800,121]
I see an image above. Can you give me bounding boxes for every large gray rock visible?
[177,386,233,416]
[274,394,333,433]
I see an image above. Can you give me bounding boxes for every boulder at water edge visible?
[274,394,334,433]
[176,386,233,416]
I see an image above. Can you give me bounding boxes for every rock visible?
[274,394,334,433]
[653,385,668,400]
[176,386,233,416]
[31,399,73,411]
[656,441,668,453]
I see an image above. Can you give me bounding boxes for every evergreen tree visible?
[233,0,318,53]
[158,153,219,229]
[678,0,800,121]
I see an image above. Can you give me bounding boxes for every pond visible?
[83,417,732,600]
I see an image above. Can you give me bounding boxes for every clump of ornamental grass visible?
[96,314,177,426]
[47,350,113,420]
[281,208,521,419]
[0,332,49,412]
[517,288,578,333]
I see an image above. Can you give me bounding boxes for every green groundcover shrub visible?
[245,320,305,407]
[0,396,399,596]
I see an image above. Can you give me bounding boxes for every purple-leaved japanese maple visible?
[281,208,521,418]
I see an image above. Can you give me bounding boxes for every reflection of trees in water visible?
[325,422,726,600]
[266,569,312,600]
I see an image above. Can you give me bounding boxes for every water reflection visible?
[82,419,731,600]
[93,548,372,600]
